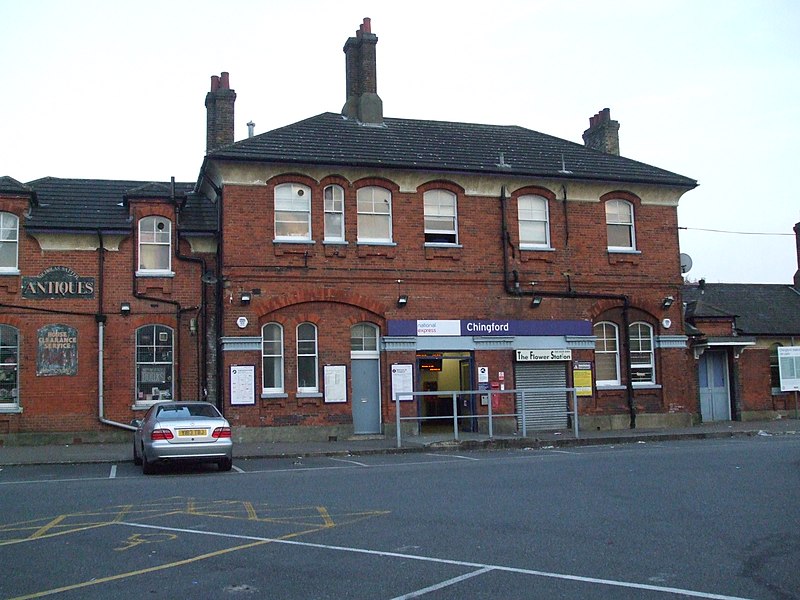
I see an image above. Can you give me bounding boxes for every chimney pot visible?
[220,72,230,89]
[210,75,220,92]
[361,17,371,33]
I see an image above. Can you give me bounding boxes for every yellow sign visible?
[573,368,593,397]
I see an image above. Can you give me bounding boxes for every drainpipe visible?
[499,189,637,428]
[96,229,136,431]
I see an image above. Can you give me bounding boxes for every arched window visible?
[423,189,458,244]
[518,195,550,248]
[136,325,173,403]
[605,199,635,251]
[0,324,19,407]
[770,343,783,391]
[297,323,318,393]
[262,323,284,393]
[594,321,620,386]
[324,185,345,242]
[629,322,655,384]
[351,322,379,354]
[0,212,19,272]
[138,216,172,273]
[275,183,311,240]
[357,186,392,243]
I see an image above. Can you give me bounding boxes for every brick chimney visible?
[794,222,800,289]
[205,72,237,154]
[341,18,383,125]
[582,108,620,155]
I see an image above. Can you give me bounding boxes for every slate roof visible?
[683,283,800,336]
[0,176,33,196]
[209,112,698,188]
[19,177,215,234]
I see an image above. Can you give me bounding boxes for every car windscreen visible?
[156,404,220,419]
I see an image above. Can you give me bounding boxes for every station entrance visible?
[416,352,475,432]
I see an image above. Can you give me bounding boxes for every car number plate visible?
[178,429,208,436]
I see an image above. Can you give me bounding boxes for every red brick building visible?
[3,19,720,443]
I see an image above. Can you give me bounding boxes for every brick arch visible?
[510,185,557,201]
[588,294,656,322]
[267,173,320,187]
[319,174,352,188]
[352,177,400,192]
[252,288,386,319]
[416,179,466,195]
[599,190,642,205]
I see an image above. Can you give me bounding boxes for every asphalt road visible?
[1,436,798,599]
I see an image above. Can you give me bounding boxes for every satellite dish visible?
[201,271,218,285]
[679,253,693,274]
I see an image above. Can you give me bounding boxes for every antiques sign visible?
[37,324,78,376]
[22,266,95,299]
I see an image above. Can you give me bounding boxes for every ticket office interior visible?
[416,351,476,432]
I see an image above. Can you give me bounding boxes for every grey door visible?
[699,351,731,421]
[351,359,381,434]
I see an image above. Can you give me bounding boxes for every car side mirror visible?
[130,419,142,428]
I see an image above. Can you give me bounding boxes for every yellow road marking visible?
[245,501,258,520]
[317,506,335,528]
[30,515,66,539]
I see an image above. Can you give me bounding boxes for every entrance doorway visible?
[416,352,474,432]
[699,350,731,421]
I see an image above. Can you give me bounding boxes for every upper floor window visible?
[136,325,173,403]
[357,186,392,243]
[275,183,311,241]
[770,343,782,390]
[605,199,635,251]
[324,185,345,242]
[0,324,19,407]
[297,323,319,393]
[0,212,19,272]
[423,190,458,244]
[629,322,655,384]
[518,195,550,248]
[262,323,284,394]
[594,321,620,386]
[138,216,172,273]
[351,322,379,355]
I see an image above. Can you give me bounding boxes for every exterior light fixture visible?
[120,302,131,315]
[240,292,252,305]
[397,295,408,308]
[662,296,674,309]
[531,296,543,308]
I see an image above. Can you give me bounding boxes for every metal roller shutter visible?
[515,362,568,430]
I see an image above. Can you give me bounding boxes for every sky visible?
[1,0,798,284]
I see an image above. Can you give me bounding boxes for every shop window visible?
[297,323,318,393]
[136,325,173,403]
[351,322,379,353]
[324,185,345,242]
[518,195,550,248]
[0,324,19,408]
[262,323,284,393]
[0,212,19,273]
[138,216,172,273]
[594,321,620,385]
[770,343,782,391]
[275,183,311,241]
[357,186,392,243]
[606,199,636,251]
[423,189,458,244]
[629,322,655,384]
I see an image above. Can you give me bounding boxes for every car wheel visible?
[218,457,233,472]
[133,440,142,466]
[142,451,156,475]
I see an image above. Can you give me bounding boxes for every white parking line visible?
[231,465,245,473]
[328,457,370,467]
[426,453,480,461]
[389,567,494,599]
[118,521,754,600]
[109,465,117,479]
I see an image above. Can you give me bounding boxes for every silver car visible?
[132,401,233,474]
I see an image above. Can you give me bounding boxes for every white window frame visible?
[350,322,380,359]
[296,323,319,393]
[518,195,550,248]
[606,199,636,251]
[0,324,20,409]
[423,189,458,245]
[262,323,284,394]
[137,216,172,275]
[323,184,345,242]
[629,322,655,385]
[274,183,312,241]
[0,212,20,273]
[135,325,174,404]
[594,321,620,386]
[357,186,392,243]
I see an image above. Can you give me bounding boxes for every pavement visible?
[1,416,798,466]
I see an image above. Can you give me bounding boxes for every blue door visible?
[699,351,731,421]
[351,359,381,434]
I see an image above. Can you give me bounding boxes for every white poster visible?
[324,365,347,403]
[391,363,414,401]
[230,365,255,405]
[778,346,800,392]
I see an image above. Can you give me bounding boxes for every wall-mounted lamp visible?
[120,302,131,315]
[662,296,674,309]
[240,291,252,305]
[397,295,408,308]
[531,296,543,308]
